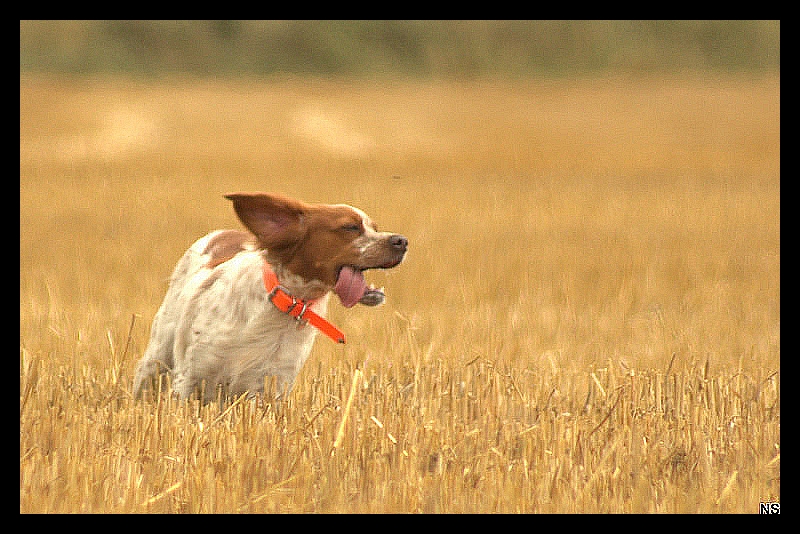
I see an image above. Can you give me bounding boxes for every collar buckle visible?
[263,261,346,344]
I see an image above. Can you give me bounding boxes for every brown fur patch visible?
[203,230,257,269]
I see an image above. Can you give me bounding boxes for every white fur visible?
[133,232,328,400]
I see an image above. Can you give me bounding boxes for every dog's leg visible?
[132,307,175,398]
[133,242,205,399]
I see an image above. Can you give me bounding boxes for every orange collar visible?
[262,261,346,344]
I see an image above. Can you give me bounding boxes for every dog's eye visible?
[341,224,362,233]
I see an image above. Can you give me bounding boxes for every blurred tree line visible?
[20,20,779,78]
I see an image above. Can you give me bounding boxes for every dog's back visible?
[133,230,244,395]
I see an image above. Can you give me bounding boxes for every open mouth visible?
[334,265,388,308]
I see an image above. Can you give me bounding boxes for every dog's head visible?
[225,192,407,307]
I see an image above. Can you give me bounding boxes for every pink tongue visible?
[334,266,367,308]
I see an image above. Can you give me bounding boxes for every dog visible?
[133,192,407,401]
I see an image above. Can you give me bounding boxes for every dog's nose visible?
[389,234,408,252]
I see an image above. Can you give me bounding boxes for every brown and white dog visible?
[133,192,407,401]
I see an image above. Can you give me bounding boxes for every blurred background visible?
[20,20,779,78]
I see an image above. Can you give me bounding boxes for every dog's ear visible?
[224,192,308,251]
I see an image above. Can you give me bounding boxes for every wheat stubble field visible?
[20,74,779,513]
